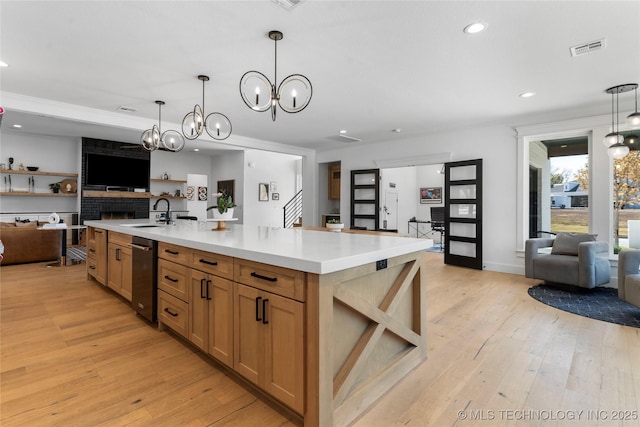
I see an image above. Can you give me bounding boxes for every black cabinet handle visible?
[255,296,262,322]
[262,299,269,324]
[115,248,120,261]
[165,249,179,255]
[250,272,277,282]
[89,265,96,270]
[200,278,206,299]
[164,307,178,317]
[89,248,96,253]
[95,230,103,234]
[206,280,212,300]
[199,259,218,266]
[164,275,178,283]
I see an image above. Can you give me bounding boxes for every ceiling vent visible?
[570,38,606,57]
[116,105,137,113]
[271,0,303,11]
[327,134,362,143]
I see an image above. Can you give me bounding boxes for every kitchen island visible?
[84,219,429,427]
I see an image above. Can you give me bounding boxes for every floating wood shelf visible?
[150,178,187,184]
[0,169,78,177]
[0,192,77,197]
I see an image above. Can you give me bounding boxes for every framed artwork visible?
[186,185,195,201]
[198,186,208,201]
[258,182,269,201]
[272,192,279,201]
[217,179,235,200]
[420,187,442,204]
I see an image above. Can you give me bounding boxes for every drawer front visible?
[108,231,132,246]
[234,259,306,302]
[158,259,189,302]
[158,290,188,338]
[87,240,97,258]
[191,249,234,279]
[158,242,191,265]
[87,257,98,277]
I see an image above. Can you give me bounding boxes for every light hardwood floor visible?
[1,254,639,426]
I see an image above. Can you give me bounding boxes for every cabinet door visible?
[234,283,263,386]
[94,228,108,284]
[107,243,133,301]
[119,247,132,301]
[107,243,122,293]
[208,276,233,367]
[263,292,304,413]
[189,269,208,351]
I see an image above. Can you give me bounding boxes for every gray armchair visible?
[525,234,610,289]
[618,249,640,308]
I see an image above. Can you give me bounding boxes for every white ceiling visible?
[1,1,639,153]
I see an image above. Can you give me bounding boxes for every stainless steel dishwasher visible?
[129,236,157,322]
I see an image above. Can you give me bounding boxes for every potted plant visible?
[207,191,236,219]
[49,182,61,193]
[326,218,344,232]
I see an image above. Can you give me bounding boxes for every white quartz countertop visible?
[84,219,430,274]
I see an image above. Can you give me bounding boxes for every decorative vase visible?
[213,208,234,220]
[326,223,344,232]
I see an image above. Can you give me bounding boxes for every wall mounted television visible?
[85,153,150,190]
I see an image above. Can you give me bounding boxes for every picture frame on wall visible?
[217,179,235,200]
[259,182,269,201]
[420,187,442,204]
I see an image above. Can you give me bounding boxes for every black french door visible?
[444,159,483,270]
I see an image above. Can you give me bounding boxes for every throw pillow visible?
[551,232,597,255]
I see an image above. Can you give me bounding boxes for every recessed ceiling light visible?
[0,61,8,67]
[339,130,347,134]
[392,128,402,133]
[193,148,199,152]
[463,22,487,34]
[12,124,22,128]
[519,91,536,98]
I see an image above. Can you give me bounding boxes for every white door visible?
[383,191,398,230]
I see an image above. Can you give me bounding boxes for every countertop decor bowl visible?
[26,166,39,171]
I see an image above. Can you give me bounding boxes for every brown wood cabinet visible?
[107,237,132,301]
[328,163,341,200]
[86,227,107,285]
[189,270,234,367]
[234,282,304,414]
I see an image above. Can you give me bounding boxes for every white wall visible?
[210,151,245,221]
[0,131,81,214]
[150,149,213,217]
[243,149,302,227]
[379,166,419,232]
[317,124,517,273]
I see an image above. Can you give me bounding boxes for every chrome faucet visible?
[153,198,172,224]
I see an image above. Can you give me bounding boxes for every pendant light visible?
[603,85,625,148]
[627,84,640,127]
[141,101,185,152]
[239,30,312,121]
[181,75,232,141]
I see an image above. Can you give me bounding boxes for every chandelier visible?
[182,75,232,141]
[604,83,638,159]
[239,30,312,121]
[140,101,185,152]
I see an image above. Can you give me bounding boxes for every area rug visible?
[426,243,443,253]
[528,284,640,328]
[67,246,86,262]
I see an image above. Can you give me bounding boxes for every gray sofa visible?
[618,249,640,308]
[525,233,610,289]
